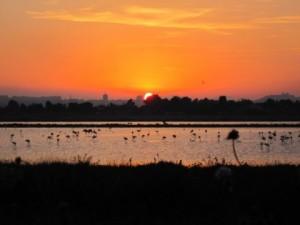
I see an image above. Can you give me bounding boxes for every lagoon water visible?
[0,123,299,165]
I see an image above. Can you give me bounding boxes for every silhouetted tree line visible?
[1,95,300,121]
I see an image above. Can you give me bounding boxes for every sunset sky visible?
[0,0,300,99]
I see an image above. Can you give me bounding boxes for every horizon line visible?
[0,92,298,101]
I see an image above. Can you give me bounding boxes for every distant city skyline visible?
[0,92,299,106]
[1,87,300,101]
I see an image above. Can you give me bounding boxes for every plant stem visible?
[232,140,241,165]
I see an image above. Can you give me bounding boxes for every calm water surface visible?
[0,124,299,165]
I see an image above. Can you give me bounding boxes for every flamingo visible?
[129,158,132,166]
[260,142,264,149]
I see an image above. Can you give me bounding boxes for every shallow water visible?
[0,125,299,165]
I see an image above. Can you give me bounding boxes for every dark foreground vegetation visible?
[0,160,299,225]
[1,96,300,121]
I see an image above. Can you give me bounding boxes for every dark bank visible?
[0,160,299,225]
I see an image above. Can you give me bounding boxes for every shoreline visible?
[1,122,300,128]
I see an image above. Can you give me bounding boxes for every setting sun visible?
[144,92,153,101]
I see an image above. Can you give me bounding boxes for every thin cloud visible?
[26,6,254,32]
[27,5,300,33]
[255,16,300,24]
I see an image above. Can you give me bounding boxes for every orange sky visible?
[0,0,300,99]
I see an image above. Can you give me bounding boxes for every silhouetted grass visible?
[0,159,299,225]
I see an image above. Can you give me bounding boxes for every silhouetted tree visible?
[144,94,161,105]
[6,100,19,113]
[219,96,227,103]
[0,97,300,120]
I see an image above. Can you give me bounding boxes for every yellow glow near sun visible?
[144,92,153,100]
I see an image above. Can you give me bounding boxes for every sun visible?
[144,92,153,101]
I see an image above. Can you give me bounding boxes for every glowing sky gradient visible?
[0,0,300,99]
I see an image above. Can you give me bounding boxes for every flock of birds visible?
[258,131,297,151]
[5,128,300,151]
[7,128,207,148]
[122,128,209,142]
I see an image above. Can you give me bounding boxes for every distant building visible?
[0,94,135,107]
[64,98,85,105]
[135,95,144,107]
[110,99,127,105]
[10,96,62,105]
[0,95,9,107]
[102,94,109,106]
